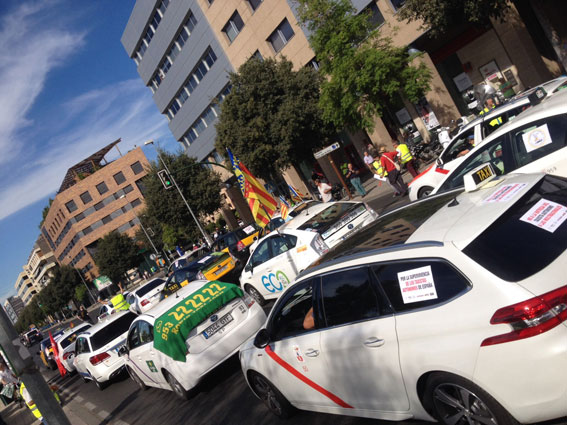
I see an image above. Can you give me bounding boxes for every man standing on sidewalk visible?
[393,140,418,178]
[378,147,408,197]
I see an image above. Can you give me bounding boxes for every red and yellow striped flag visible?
[227,149,277,228]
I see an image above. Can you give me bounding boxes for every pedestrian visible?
[314,179,333,202]
[378,147,408,197]
[345,163,366,197]
[393,140,419,178]
[76,305,93,324]
[363,151,374,172]
[366,140,379,157]
[371,158,397,194]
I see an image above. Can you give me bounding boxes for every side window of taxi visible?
[270,280,316,341]
[250,239,271,267]
[269,235,297,256]
[139,321,154,345]
[75,337,89,354]
[320,267,390,328]
[442,128,475,163]
[372,260,470,313]
[510,114,567,168]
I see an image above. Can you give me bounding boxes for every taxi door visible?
[127,320,169,389]
[73,336,90,378]
[264,279,335,408]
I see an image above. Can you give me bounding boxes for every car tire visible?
[245,284,267,307]
[418,186,434,199]
[424,372,518,425]
[93,376,107,391]
[249,372,294,419]
[127,367,147,391]
[164,370,190,400]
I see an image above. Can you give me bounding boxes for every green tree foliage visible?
[215,57,335,181]
[38,198,54,229]
[15,300,44,333]
[142,150,222,242]
[94,231,141,284]
[397,0,510,37]
[75,285,87,304]
[296,0,432,131]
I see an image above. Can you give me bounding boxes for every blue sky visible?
[0,0,181,302]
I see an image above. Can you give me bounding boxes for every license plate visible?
[214,265,228,275]
[203,314,233,339]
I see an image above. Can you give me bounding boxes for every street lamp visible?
[68,256,96,305]
[144,140,214,247]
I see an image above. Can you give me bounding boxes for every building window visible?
[131,161,143,175]
[102,215,112,225]
[96,181,109,195]
[364,2,385,28]
[65,200,78,213]
[82,226,92,236]
[307,57,320,70]
[389,0,406,11]
[247,0,263,12]
[268,19,295,53]
[113,171,126,185]
[135,179,146,196]
[131,198,142,208]
[223,11,244,43]
[252,50,263,61]
[211,150,224,163]
[94,201,104,211]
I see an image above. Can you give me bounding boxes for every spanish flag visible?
[227,149,277,227]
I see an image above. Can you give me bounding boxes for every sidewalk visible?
[348,169,415,203]
[0,398,90,425]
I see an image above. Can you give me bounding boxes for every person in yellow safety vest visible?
[393,141,418,178]
[20,381,61,423]
[110,282,130,311]
[479,98,503,127]
[371,159,397,194]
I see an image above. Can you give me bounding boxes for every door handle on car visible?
[364,337,385,348]
[305,349,319,357]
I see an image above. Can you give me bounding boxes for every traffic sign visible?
[314,142,340,159]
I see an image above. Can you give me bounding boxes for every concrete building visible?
[4,296,24,325]
[15,271,36,306]
[40,140,150,281]
[121,0,564,190]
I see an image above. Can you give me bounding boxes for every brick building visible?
[40,140,150,280]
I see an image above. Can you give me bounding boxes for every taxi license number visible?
[203,313,233,339]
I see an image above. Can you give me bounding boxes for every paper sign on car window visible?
[243,225,255,235]
[483,183,527,204]
[520,198,567,233]
[198,256,212,264]
[397,265,438,304]
[521,124,552,153]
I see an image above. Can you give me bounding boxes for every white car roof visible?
[281,201,361,231]
[58,323,91,340]
[80,310,136,336]
[131,277,165,296]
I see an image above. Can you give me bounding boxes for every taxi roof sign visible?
[464,162,497,192]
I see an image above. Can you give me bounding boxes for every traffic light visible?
[157,169,174,190]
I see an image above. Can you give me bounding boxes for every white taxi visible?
[432,88,567,197]
[126,277,166,314]
[239,229,329,306]
[73,311,137,390]
[240,172,567,425]
[55,323,92,373]
[120,280,266,399]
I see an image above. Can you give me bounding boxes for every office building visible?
[4,296,25,325]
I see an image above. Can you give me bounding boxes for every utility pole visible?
[0,309,71,425]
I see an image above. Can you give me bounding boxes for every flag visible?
[49,330,67,377]
[279,196,290,220]
[227,149,277,227]
[288,184,307,204]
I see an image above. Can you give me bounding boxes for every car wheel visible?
[245,284,266,307]
[164,371,189,400]
[249,372,294,419]
[128,367,147,391]
[418,186,433,199]
[93,375,107,391]
[424,372,518,425]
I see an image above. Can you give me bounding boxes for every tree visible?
[296,0,432,132]
[94,231,141,284]
[215,57,335,182]
[142,150,222,243]
[38,197,54,229]
[397,0,510,37]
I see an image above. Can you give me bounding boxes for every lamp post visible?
[119,195,160,257]
[144,140,214,247]
[68,257,96,305]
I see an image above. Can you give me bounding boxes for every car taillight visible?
[236,241,246,251]
[89,352,111,365]
[242,292,255,308]
[481,286,567,347]
[141,299,149,306]
[63,352,74,360]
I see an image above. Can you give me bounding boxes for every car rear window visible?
[463,175,567,281]
[135,278,165,298]
[297,203,366,238]
[91,312,137,350]
[60,325,91,349]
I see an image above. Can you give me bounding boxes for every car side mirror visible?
[245,263,253,273]
[118,345,129,356]
[253,329,270,349]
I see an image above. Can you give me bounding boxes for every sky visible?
[0,0,181,302]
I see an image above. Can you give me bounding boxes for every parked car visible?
[432,88,567,196]
[167,246,210,274]
[23,329,42,347]
[96,304,114,322]
[56,323,92,373]
[211,223,261,262]
[121,280,266,399]
[73,311,137,390]
[240,172,567,424]
[126,277,166,314]
[239,229,329,306]
[37,331,64,370]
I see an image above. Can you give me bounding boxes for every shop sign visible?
[479,60,502,82]
[453,72,473,92]
[413,97,439,131]
[93,275,113,291]
[395,107,412,125]
[314,142,340,159]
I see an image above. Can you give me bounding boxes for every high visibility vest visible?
[396,143,413,164]
[372,160,388,177]
[20,383,42,420]
[110,293,130,311]
[479,107,502,127]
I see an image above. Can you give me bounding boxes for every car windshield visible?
[90,312,137,351]
[60,325,91,349]
[289,202,321,217]
[135,278,165,298]
[297,203,367,238]
[463,175,567,281]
